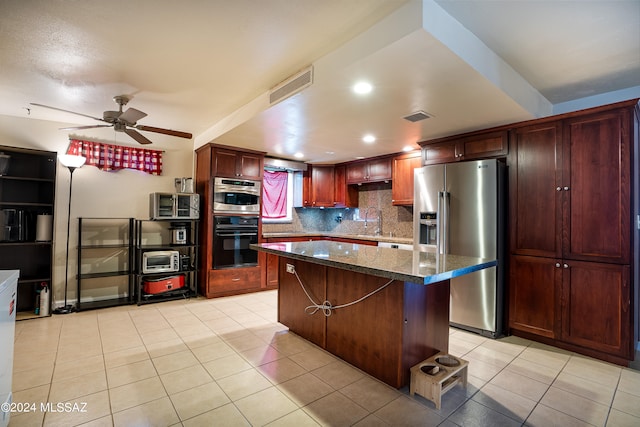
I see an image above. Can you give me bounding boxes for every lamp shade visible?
[59,154,86,169]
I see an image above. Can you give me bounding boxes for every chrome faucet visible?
[364,206,382,236]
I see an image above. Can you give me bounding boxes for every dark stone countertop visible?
[251,240,496,285]
[262,231,413,245]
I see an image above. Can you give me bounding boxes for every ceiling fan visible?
[30,95,192,145]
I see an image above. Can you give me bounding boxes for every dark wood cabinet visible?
[345,156,392,184]
[510,122,563,258]
[509,255,561,339]
[333,165,357,208]
[0,146,56,320]
[303,165,336,207]
[511,109,631,263]
[562,110,631,264]
[560,261,630,357]
[213,146,263,179]
[195,143,265,298]
[421,130,508,165]
[422,140,458,165]
[391,151,422,206]
[508,100,637,364]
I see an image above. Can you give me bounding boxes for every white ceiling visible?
[1,0,638,163]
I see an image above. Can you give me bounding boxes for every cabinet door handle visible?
[563,186,570,191]
[563,263,569,269]
[555,262,561,267]
[556,187,562,191]
[232,278,240,281]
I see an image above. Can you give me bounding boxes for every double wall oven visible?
[212,178,261,270]
[212,216,259,269]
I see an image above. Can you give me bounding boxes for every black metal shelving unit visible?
[76,217,135,311]
[0,146,57,320]
[134,219,199,305]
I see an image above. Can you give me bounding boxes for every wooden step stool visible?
[409,353,469,409]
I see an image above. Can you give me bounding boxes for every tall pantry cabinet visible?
[195,143,265,298]
[508,100,638,364]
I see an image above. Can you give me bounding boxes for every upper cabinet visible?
[420,130,508,165]
[212,146,263,180]
[510,122,563,259]
[510,108,632,264]
[333,165,357,208]
[303,165,336,207]
[345,156,392,184]
[391,151,422,206]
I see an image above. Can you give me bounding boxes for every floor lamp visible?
[53,154,86,315]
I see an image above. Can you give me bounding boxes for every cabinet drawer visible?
[208,266,261,293]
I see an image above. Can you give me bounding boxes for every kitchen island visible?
[251,240,496,388]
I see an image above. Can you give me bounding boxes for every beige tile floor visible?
[9,290,640,426]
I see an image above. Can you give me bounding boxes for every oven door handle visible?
[215,232,257,237]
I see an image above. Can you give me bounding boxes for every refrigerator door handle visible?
[437,191,443,254]
[442,191,450,254]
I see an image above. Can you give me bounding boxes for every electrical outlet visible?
[286,263,295,274]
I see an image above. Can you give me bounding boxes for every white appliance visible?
[414,159,505,338]
[0,270,18,427]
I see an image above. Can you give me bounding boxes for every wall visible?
[262,182,414,239]
[0,115,194,306]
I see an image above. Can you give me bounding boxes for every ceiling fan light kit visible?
[30,95,192,145]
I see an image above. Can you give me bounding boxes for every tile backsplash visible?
[262,183,414,238]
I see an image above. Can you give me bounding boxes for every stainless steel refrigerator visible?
[414,159,505,338]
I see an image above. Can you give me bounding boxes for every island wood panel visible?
[404,277,450,378]
[277,258,327,348]
[325,271,405,387]
[279,257,450,388]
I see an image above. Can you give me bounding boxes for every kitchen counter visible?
[262,231,413,245]
[251,240,496,388]
[252,240,495,285]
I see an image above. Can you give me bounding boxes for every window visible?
[262,170,293,223]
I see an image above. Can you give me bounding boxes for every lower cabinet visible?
[509,255,633,363]
[560,261,630,357]
[509,255,561,339]
[207,266,262,295]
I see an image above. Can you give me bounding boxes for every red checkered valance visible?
[66,139,163,175]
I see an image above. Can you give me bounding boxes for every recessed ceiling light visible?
[403,145,415,152]
[355,156,366,160]
[352,81,372,95]
[362,134,376,143]
[294,152,304,158]
[325,151,335,155]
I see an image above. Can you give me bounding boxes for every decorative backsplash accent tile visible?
[262,183,414,238]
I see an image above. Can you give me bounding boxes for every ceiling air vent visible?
[269,66,313,106]
[403,110,432,122]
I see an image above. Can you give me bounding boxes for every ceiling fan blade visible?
[135,125,192,139]
[124,128,153,145]
[119,107,147,125]
[30,103,106,122]
[59,125,113,131]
